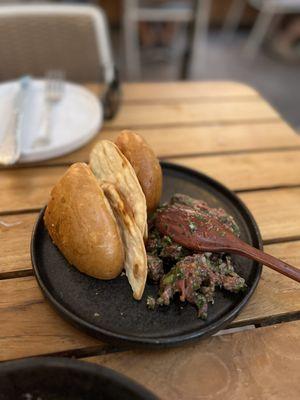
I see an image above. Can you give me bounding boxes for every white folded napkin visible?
[0,79,102,162]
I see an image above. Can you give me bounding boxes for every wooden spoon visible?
[155,204,300,283]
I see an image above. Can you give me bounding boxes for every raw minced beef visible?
[146,194,246,318]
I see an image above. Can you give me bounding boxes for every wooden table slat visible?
[0,167,63,214]
[0,213,35,276]
[0,276,101,362]
[2,162,300,234]
[1,188,300,250]
[0,239,299,361]
[172,150,300,191]
[240,188,300,242]
[84,320,300,400]
[105,99,279,129]
[1,209,300,277]
[42,121,300,166]
[86,81,260,102]
[0,205,300,277]
[1,81,300,374]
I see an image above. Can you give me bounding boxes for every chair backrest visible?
[0,4,114,83]
[249,0,300,11]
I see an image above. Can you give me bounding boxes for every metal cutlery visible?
[32,70,65,149]
[0,76,31,166]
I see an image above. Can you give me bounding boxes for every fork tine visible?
[45,70,65,98]
[32,70,65,149]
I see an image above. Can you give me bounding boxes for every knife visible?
[0,76,31,166]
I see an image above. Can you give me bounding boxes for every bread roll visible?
[44,163,124,280]
[102,182,147,300]
[90,140,148,239]
[115,130,162,213]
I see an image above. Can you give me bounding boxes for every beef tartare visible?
[146,194,246,318]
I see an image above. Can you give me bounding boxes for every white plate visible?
[0,79,102,163]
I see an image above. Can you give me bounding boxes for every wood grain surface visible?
[0,213,35,277]
[1,205,300,279]
[105,100,279,129]
[0,166,63,213]
[0,276,101,362]
[43,121,300,165]
[1,192,300,276]
[240,188,300,242]
[1,81,300,380]
[0,243,299,361]
[121,81,260,99]
[86,81,260,101]
[2,157,300,215]
[85,320,300,400]
[172,150,300,191]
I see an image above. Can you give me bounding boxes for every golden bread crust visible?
[44,163,124,279]
[115,130,162,213]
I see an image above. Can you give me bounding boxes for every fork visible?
[32,70,65,148]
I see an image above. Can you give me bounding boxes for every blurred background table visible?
[1,81,300,399]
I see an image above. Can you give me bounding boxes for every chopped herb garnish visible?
[163,235,173,245]
[185,198,194,207]
[189,221,197,233]
[219,216,229,223]
[175,268,184,280]
[147,296,156,310]
[195,214,207,222]
[232,224,240,236]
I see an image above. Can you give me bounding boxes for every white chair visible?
[122,0,212,80]
[0,4,119,117]
[223,0,300,58]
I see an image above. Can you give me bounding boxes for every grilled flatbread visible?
[102,182,147,300]
[90,140,147,239]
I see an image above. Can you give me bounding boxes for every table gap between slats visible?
[86,81,261,101]
[1,82,300,364]
[81,320,300,400]
[104,118,282,131]
[0,234,299,362]
[1,118,298,170]
[2,154,300,213]
[2,209,300,276]
[3,147,300,173]
[0,268,299,362]
[104,102,279,129]
[122,95,261,104]
[0,317,299,366]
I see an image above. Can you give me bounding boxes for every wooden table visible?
[1,81,300,399]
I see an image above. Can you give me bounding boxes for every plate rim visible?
[0,356,158,400]
[31,161,263,347]
[0,79,103,163]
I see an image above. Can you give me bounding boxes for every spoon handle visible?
[234,241,300,283]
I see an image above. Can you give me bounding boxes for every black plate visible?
[31,162,262,348]
[0,357,157,400]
